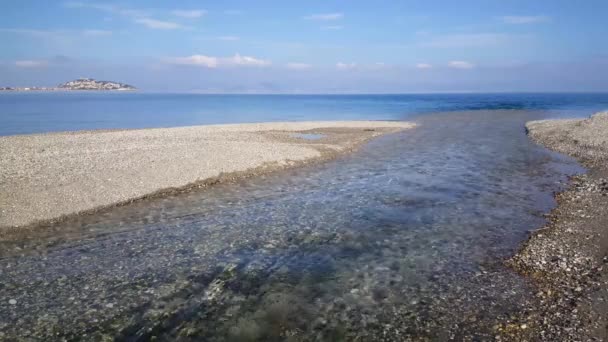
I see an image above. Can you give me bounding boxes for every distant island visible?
[0,78,136,91]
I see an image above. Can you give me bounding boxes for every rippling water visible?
[0,110,585,340]
[1,92,607,135]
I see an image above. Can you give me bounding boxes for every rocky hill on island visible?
[1,78,136,91]
[57,78,136,91]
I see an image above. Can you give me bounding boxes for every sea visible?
[0,92,607,136]
[1,92,608,339]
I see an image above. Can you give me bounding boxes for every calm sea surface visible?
[0,92,607,135]
[1,93,607,339]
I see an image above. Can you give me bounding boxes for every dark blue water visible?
[1,92,607,136]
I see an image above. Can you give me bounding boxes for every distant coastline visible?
[0,78,136,92]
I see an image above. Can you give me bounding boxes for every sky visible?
[1,0,607,93]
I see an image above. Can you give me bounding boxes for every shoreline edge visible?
[0,121,415,235]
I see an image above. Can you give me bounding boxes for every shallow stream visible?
[0,110,584,340]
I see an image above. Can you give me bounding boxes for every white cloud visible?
[135,18,182,30]
[66,2,184,30]
[286,63,312,70]
[229,54,271,67]
[304,13,343,21]
[166,54,271,68]
[217,36,240,41]
[336,62,357,70]
[321,25,343,30]
[416,63,433,69]
[15,60,48,68]
[172,9,206,18]
[64,2,148,18]
[168,55,219,68]
[448,61,475,69]
[501,15,550,24]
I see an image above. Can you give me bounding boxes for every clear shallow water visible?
[290,133,326,140]
[1,92,607,136]
[0,110,585,340]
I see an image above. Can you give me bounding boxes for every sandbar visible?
[0,121,414,231]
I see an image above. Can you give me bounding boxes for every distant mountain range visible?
[0,78,136,91]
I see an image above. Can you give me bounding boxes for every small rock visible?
[551,256,560,262]
[8,299,17,305]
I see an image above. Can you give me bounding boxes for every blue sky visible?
[1,0,607,93]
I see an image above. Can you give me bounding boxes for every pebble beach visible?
[0,121,414,232]
[506,112,608,340]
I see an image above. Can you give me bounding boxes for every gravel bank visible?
[505,112,608,340]
[0,121,413,231]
